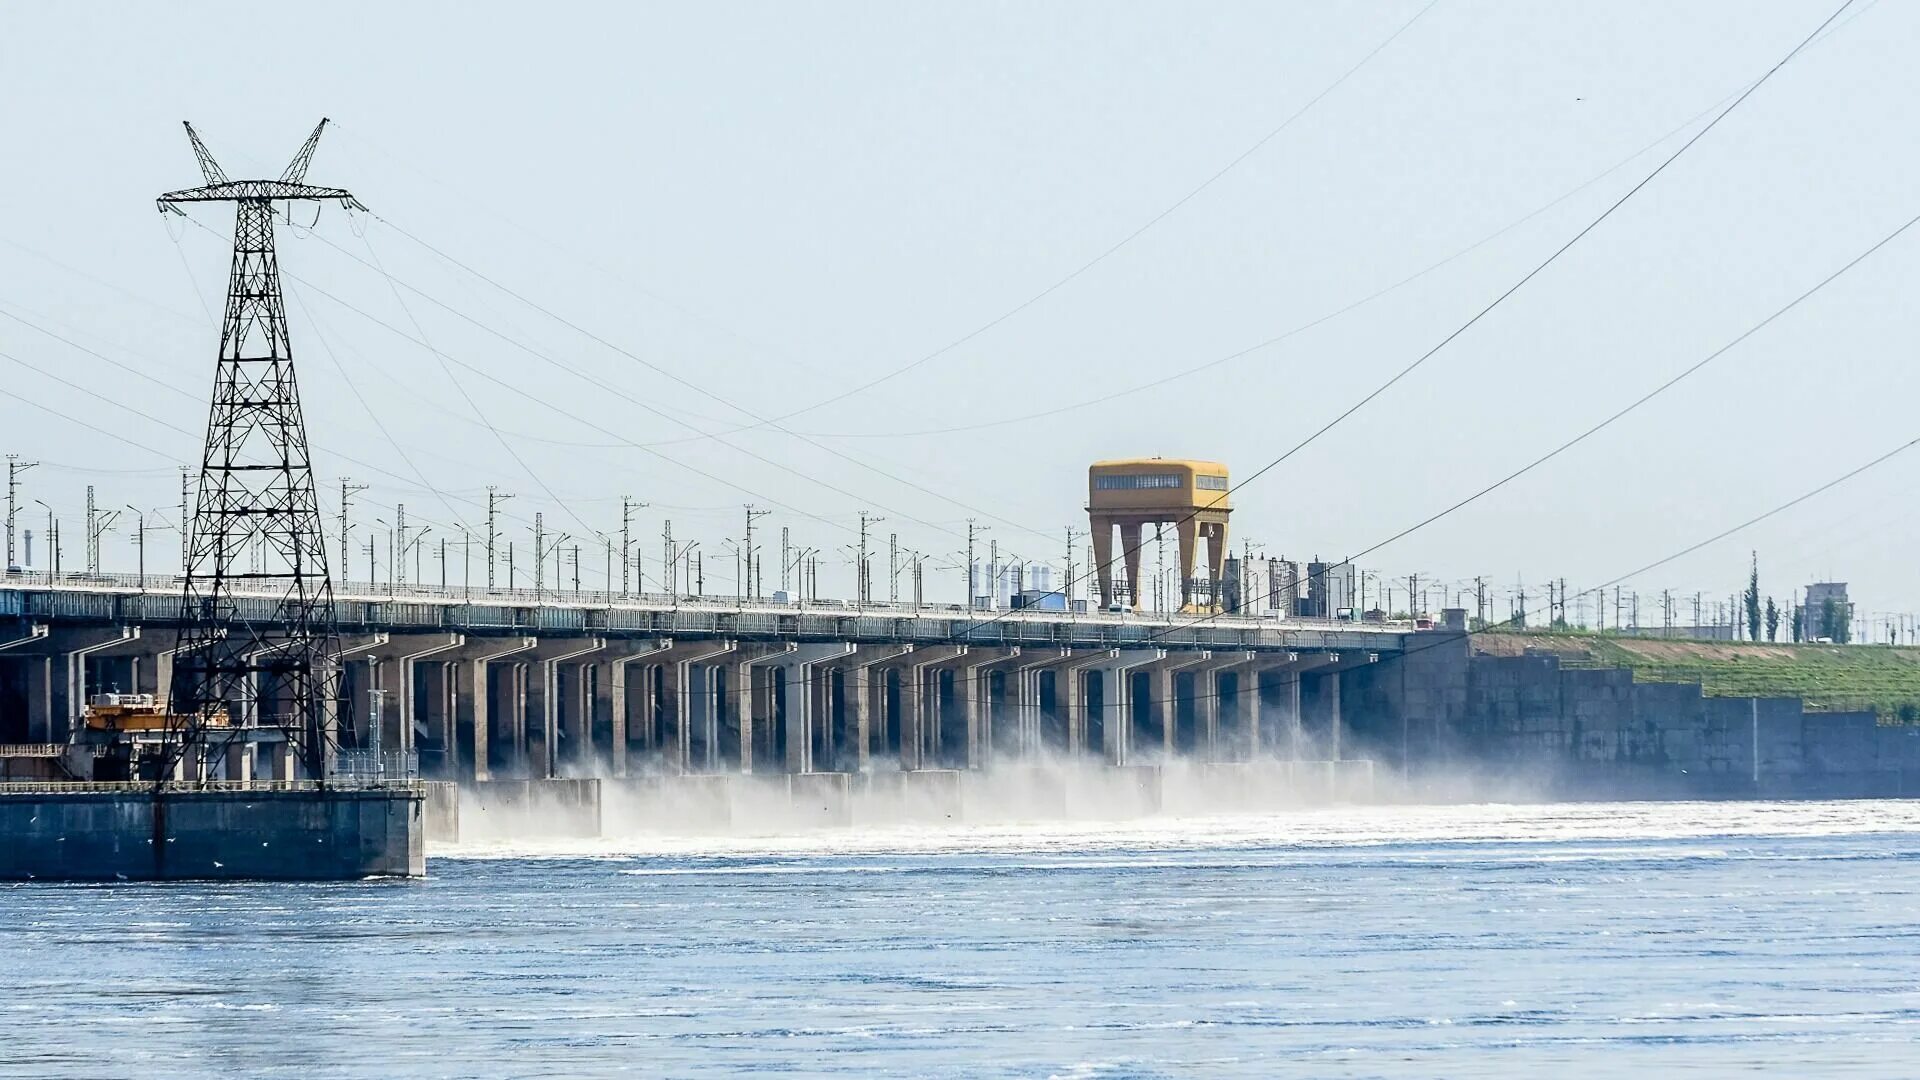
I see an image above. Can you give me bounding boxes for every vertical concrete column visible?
[1329,664,1343,762]
[1053,652,1111,757]
[577,663,594,769]
[842,645,913,772]
[731,644,794,774]
[224,742,255,782]
[781,643,853,774]
[454,637,536,783]
[1006,650,1068,761]
[437,661,459,773]
[1193,651,1251,761]
[1099,649,1164,766]
[510,662,531,774]
[151,647,177,702]
[904,646,965,770]
[605,640,670,777]
[954,651,1008,769]
[1144,652,1208,759]
[338,633,392,749]
[532,638,604,779]
[672,641,737,772]
[1286,668,1303,759]
[56,627,140,741]
[395,634,463,757]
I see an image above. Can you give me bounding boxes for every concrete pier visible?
[0,784,424,881]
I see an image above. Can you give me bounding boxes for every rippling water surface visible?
[5,800,1920,1078]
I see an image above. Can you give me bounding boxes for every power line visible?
[1132,207,1920,647]
[340,2,1440,435]
[1221,0,1858,506]
[939,0,1859,646]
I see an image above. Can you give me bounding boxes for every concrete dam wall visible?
[0,786,425,881]
[1344,632,1920,800]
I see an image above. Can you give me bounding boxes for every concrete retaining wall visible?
[0,786,424,881]
[1367,635,1920,800]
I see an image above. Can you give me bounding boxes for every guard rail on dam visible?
[0,570,1410,652]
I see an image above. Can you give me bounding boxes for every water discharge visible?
[5,799,1918,1077]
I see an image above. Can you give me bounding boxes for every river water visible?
[4,800,1919,1078]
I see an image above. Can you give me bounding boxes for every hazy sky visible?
[2,1,1917,623]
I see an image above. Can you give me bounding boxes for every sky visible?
[2,1,1917,629]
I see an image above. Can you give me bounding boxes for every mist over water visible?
[7,799,1919,1078]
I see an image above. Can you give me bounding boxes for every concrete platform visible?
[789,772,853,830]
[466,779,601,839]
[423,781,461,844]
[605,775,734,834]
[959,767,1070,822]
[0,784,424,881]
[857,769,963,824]
[1066,765,1162,818]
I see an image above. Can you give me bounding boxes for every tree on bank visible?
[1819,597,1851,643]
[1744,553,1762,642]
[1791,600,1803,642]
[1765,597,1780,642]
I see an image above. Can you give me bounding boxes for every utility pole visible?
[439,536,447,589]
[124,505,148,584]
[1474,576,1487,629]
[410,527,431,588]
[780,526,791,595]
[486,486,511,589]
[965,519,984,609]
[394,503,408,587]
[82,488,118,576]
[572,542,580,595]
[990,536,1002,611]
[338,478,367,586]
[179,466,191,573]
[857,511,883,607]
[5,456,35,571]
[663,519,675,595]
[533,512,545,594]
[89,506,119,576]
[619,495,643,597]
[888,531,899,603]
[1063,525,1081,607]
[743,504,770,601]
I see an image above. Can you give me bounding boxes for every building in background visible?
[1800,582,1853,642]
[1303,558,1356,619]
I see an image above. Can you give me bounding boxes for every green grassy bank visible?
[1474,632,1920,722]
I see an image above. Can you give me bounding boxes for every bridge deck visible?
[3,571,1410,653]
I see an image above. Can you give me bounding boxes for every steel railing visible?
[0,778,424,794]
[0,567,1411,635]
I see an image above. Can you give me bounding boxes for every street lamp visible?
[32,499,55,577]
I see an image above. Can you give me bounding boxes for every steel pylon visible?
[158,120,362,783]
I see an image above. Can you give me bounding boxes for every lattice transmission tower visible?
[158,119,364,782]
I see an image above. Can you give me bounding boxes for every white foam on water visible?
[438,798,1920,861]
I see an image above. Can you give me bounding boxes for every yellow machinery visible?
[82,693,227,732]
[1087,458,1230,612]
